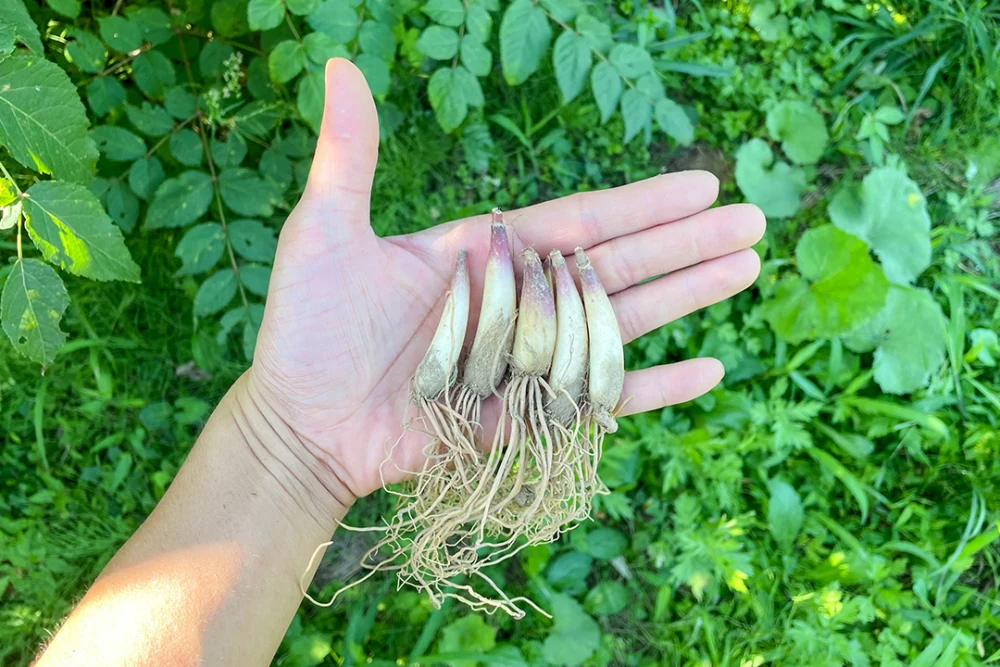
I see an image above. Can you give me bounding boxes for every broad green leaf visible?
[591,61,622,124]
[422,0,465,26]
[193,269,238,316]
[461,37,492,77]
[763,225,889,344]
[546,551,592,593]
[499,0,551,85]
[541,594,600,666]
[766,101,828,165]
[247,0,284,31]
[86,76,126,117]
[286,0,319,15]
[132,50,177,98]
[145,170,213,229]
[540,0,581,22]
[211,0,251,37]
[734,138,806,218]
[636,72,665,100]
[586,527,627,559]
[260,150,293,192]
[355,53,390,96]
[105,181,139,232]
[828,165,931,284]
[282,632,332,667]
[164,87,198,119]
[211,134,247,168]
[200,41,235,77]
[767,479,803,552]
[749,0,788,42]
[577,14,612,53]
[297,70,325,133]
[175,222,226,275]
[0,23,13,56]
[234,101,281,137]
[307,1,358,42]
[228,218,277,262]
[98,16,142,53]
[453,65,483,107]
[128,157,165,200]
[65,29,106,73]
[127,7,173,46]
[584,581,628,616]
[218,169,279,217]
[553,31,591,103]
[437,614,496,667]
[170,129,204,166]
[1,259,68,365]
[303,32,350,64]
[2,0,44,53]
[655,98,694,145]
[417,25,460,60]
[428,67,468,132]
[620,88,650,143]
[247,56,276,100]
[239,264,271,296]
[609,43,652,78]
[0,180,16,207]
[874,106,905,125]
[269,39,306,84]
[0,55,98,184]
[91,126,146,162]
[126,102,174,137]
[359,20,395,60]
[844,287,947,394]
[466,5,492,42]
[23,181,140,282]
[47,0,80,18]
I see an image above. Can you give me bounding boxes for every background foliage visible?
[2,0,999,665]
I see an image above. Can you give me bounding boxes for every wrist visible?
[225,372,355,533]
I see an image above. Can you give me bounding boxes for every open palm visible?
[248,60,765,501]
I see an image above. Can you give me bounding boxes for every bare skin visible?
[34,58,765,666]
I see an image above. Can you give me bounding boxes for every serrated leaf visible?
[247,0,284,31]
[128,156,165,200]
[127,7,174,46]
[577,14,612,53]
[417,25,460,60]
[211,133,247,168]
[499,0,551,85]
[297,70,325,133]
[609,43,652,78]
[767,479,803,552]
[422,0,464,26]
[65,29,106,73]
[542,594,599,667]
[762,225,889,344]
[23,181,140,281]
[845,287,947,394]
[0,55,98,184]
[164,86,198,119]
[175,222,226,275]
[828,165,931,285]
[620,88,650,143]
[453,65,482,107]
[303,32,350,64]
[355,53,390,96]
[126,102,174,137]
[466,5,492,41]
[428,67,467,132]
[286,0,319,15]
[635,72,664,100]
[553,31,591,104]
[1,259,68,365]
[307,1,358,42]
[228,218,277,262]
[269,39,306,84]
[359,20,395,60]
[86,76,126,117]
[105,180,138,232]
[218,169,279,217]
[766,101,828,165]
[460,37,492,77]
[91,126,146,162]
[655,98,694,145]
[239,264,271,296]
[169,129,204,166]
[132,50,177,98]
[734,138,806,218]
[3,0,44,54]
[145,170,213,229]
[98,16,142,53]
[193,269,238,316]
[591,61,622,124]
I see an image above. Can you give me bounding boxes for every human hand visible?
[246,59,765,508]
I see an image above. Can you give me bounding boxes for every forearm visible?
[36,372,352,667]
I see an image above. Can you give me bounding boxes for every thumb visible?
[303,58,380,227]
